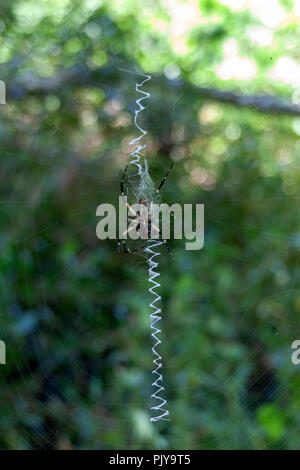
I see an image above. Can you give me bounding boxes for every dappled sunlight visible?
[220,0,287,28]
[217,38,257,80]
[246,26,273,47]
[269,57,300,88]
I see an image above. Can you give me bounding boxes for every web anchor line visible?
[144,240,170,422]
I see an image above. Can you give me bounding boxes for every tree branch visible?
[193,85,300,116]
[8,64,300,117]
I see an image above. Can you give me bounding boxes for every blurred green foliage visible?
[0,0,300,450]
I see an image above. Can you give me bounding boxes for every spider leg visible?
[117,216,141,254]
[147,222,173,258]
[120,165,128,196]
[122,240,147,255]
[122,221,140,237]
[118,237,136,254]
[133,238,173,257]
[118,224,148,255]
[158,228,173,258]
[117,237,131,253]
[153,161,174,197]
[123,199,138,217]
[150,221,160,239]
[163,238,173,258]
[117,220,136,253]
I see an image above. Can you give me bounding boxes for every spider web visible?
[125,158,158,204]
[120,68,170,422]
[1,41,300,449]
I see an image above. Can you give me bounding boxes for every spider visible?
[117,161,174,256]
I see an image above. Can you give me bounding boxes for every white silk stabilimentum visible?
[120,68,170,421]
[144,240,170,422]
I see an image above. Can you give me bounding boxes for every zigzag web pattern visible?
[120,67,170,421]
[144,240,170,422]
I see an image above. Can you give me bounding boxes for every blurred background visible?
[1,0,300,450]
